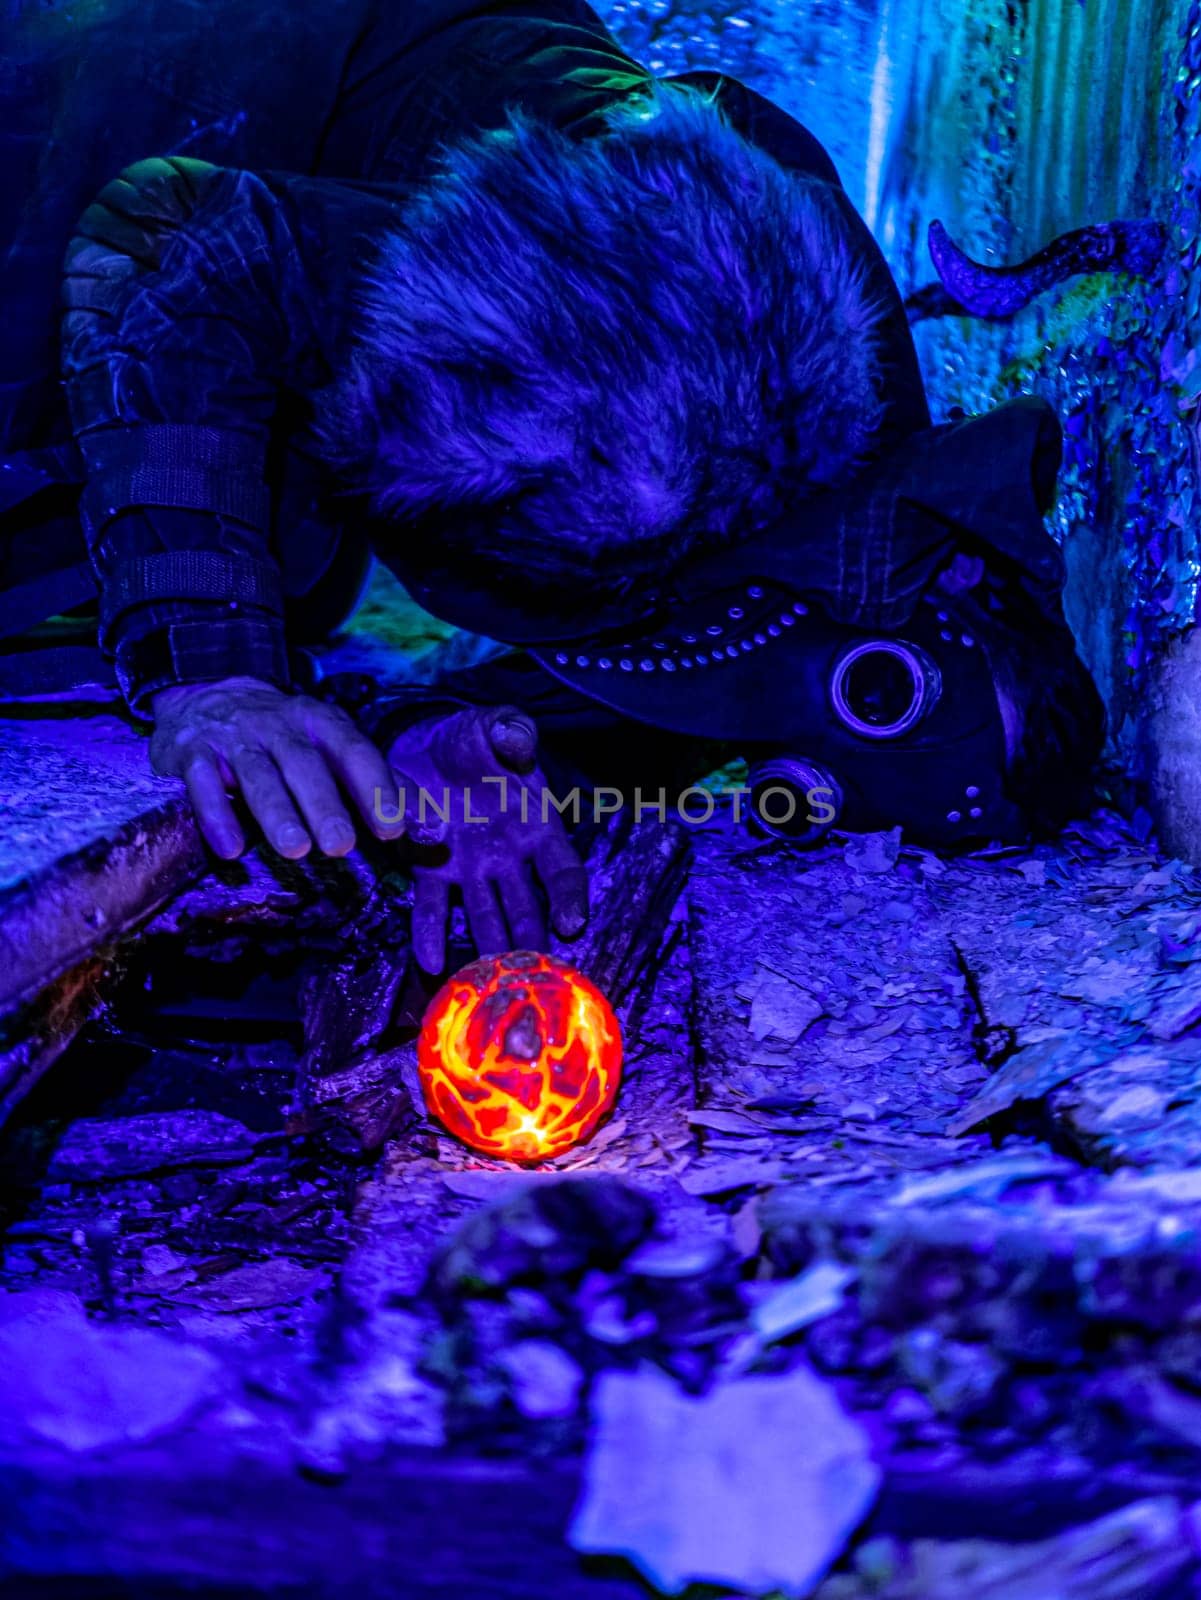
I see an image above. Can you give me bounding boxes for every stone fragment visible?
[47,1110,263,1182]
[749,974,822,1044]
[439,1168,548,1202]
[165,1258,323,1313]
[0,1299,221,1450]
[624,1237,729,1280]
[429,1175,655,1298]
[497,1340,584,1420]
[816,1499,1197,1599]
[891,1151,1074,1206]
[1091,1084,1171,1126]
[687,1108,766,1134]
[678,1159,786,1197]
[570,1365,879,1595]
[897,1328,1004,1417]
[1147,968,1201,1039]
[844,828,902,874]
[946,1034,1115,1135]
[749,1261,856,1344]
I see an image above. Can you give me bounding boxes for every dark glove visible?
[388,705,589,973]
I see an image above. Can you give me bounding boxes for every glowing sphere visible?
[418,951,623,1162]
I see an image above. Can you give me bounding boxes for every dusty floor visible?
[4,808,1201,1595]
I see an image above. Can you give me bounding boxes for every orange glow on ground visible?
[418,951,623,1162]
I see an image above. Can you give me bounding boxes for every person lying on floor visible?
[1,0,1104,971]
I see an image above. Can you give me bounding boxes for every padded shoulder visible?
[67,157,224,272]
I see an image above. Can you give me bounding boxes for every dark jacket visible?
[0,0,928,716]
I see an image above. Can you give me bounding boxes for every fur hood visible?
[319,85,888,595]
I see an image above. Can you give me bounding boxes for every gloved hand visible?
[151,675,405,860]
[389,705,589,973]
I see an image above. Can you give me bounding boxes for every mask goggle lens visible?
[747,756,843,842]
[830,640,941,738]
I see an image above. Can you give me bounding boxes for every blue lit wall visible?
[599,0,1201,789]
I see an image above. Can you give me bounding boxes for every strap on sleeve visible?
[80,424,270,541]
[100,550,284,631]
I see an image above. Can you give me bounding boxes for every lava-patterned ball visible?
[418,951,623,1162]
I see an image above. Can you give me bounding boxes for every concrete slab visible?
[0,713,203,1014]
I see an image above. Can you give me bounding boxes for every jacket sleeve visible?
[60,156,330,713]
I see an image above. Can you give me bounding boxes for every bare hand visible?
[150,676,405,861]
[389,705,589,972]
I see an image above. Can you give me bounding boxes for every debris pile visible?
[4,812,1201,1595]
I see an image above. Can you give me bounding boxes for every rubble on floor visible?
[5,808,1201,1596]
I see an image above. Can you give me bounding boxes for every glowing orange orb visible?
[418,951,623,1162]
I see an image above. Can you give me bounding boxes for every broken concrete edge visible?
[0,956,112,1127]
[0,792,206,1017]
[0,1429,638,1600]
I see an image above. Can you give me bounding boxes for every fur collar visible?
[320,85,887,593]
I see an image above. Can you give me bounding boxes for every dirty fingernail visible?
[319,820,355,855]
[416,940,443,974]
[411,817,447,845]
[495,716,534,747]
[372,796,405,836]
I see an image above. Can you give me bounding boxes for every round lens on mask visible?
[747,756,843,843]
[830,641,940,739]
